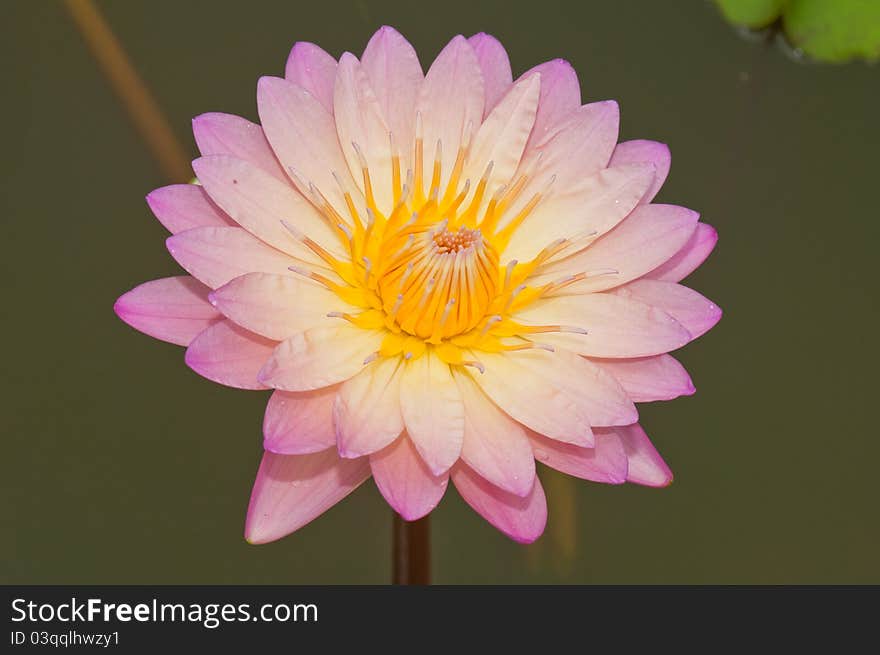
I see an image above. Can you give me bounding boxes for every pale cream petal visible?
[534,203,699,293]
[399,351,465,475]
[453,369,535,497]
[211,272,355,341]
[257,76,355,218]
[503,163,655,263]
[513,293,691,358]
[334,357,405,458]
[334,53,394,214]
[416,35,484,192]
[258,326,384,392]
[471,348,636,444]
[361,26,424,176]
[463,74,540,203]
[166,226,309,290]
[192,155,347,265]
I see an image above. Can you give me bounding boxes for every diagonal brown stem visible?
[63,0,191,183]
[392,513,431,584]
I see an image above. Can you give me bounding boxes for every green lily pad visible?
[716,0,880,62]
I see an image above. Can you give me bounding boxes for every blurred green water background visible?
[2,0,878,584]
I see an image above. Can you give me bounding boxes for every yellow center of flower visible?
[284,124,590,368]
[376,225,498,340]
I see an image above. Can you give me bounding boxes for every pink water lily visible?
[115,26,720,544]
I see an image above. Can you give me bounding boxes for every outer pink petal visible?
[192,112,286,181]
[647,223,718,282]
[192,155,345,265]
[613,279,722,340]
[334,358,404,458]
[185,320,277,390]
[530,430,627,484]
[146,184,234,234]
[538,203,699,293]
[453,369,536,497]
[114,276,222,346]
[263,387,337,454]
[245,448,371,544]
[514,292,691,358]
[334,53,394,214]
[594,354,695,403]
[370,434,448,521]
[284,42,338,114]
[520,59,581,150]
[258,326,384,392]
[416,35,484,191]
[609,139,671,204]
[468,32,513,116]
[451,463,547,544]
[210,272,351,340]
[166,226,295,289]
[361,26,423,174]
[257,76,354,218]
[399,351,465,475]
[600,424,673,487]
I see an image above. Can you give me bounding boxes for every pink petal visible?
[258,326,384,392]
[361,26,424,174]
[463,75,540,203]
[146,184,234,234]
[530,430,627,484]
[416,35,484,191]
[600,424,673,487]
[210,272,351,340]
[520,59,581,151]
[399,351,465,475]
[257,76,354,218]
[647,222,718,283]
[185,320,277,390]
[263,387,337,454]
[114,275,222,346]
[192,155,346,265]
[519,100,620,190]
[613,279,722,340]
[504,163,655,263]
[473,348,637,445]
[514,292,691,358]
[594,354,695,402]
[192,112,286,181]
[334,357,404,458]
[370,434,448,521]
[166,226,295,289]
[609,139,671,204]
[538,203,699,293]
[451,462,547,544]
[334,53,394,213]
[245,448,370,544]
[468,32,513,116]
[284,42,338,114]
[454,369,535,497]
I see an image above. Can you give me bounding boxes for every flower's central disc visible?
[378,224,499,340]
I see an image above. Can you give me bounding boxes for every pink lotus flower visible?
[115,27,720,544]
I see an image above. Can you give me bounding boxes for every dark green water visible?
[3,0,878,583]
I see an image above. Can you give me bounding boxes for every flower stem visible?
[392,513,431,584]
[62,0,191,183]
